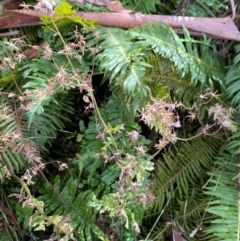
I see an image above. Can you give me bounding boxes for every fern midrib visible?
[156,74,193,88]
[106,28,140,87]
[140,32,224,74]
[155,141,215,195]
[133,0,143,11]
[175,198,207,221]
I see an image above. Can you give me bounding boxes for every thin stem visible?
[50,18,75,71]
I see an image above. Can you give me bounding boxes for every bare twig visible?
[0,30,19,37]
[230,0,236,20]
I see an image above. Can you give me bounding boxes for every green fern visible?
[153,137,220,210]
[37,175,105,240]
[204,156,240,241]
[129,23,225,89]
[0,95,33,181]
[121,0,160,13]
[0,38,15,61]
[33,97,153,240]
[145,137,221,240]
[187,0,228,17]
[145,54,199,104]
[89,27,152,96]
[226,43,240,109]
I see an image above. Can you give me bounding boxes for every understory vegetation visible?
[0,0,240,240]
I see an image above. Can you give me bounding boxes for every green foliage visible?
[0,94,29,181]
[89,27,151,95]
[121,0,163,13]
[33,97,153,240]
[204,153,240,241]
[37,175,104,240]
[40,0,96,32]
[0,230,12,240]
[187,0,228,17]
[144,137,221,239]
[0,1,239,240]
[226,43,240,109]
[130,23,225,89]
[89,24,226,119]
[145,54,199,105]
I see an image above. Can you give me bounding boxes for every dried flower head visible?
[14,52,26,63]
[42,43,53,60]
[140,96,181,141]
[127,130,140,142]
[208,103,234,129]
[135,146,146,155]
[34,0,57,14]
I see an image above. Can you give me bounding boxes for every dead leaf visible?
[172,226,183,241]
[0,0,22,9]
[0,201,22,235]
[0,10,40,29]
[107,0,134,13]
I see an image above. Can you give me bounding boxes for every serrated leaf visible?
[55,0,76,15]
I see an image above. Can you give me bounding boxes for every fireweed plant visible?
[0,1,238,241]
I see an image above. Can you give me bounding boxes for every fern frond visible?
[204,154,240,241]
[0,95,40,181]
[38,175,105,240]
[18,26,40,44]
[226,43,240,109]
[152,137,220,212]
[121,0,160,13]
[91,27,152,96]
[186,0,228,17]
[146,53,199,104]
[36,97,152,239]
[147,191,209,241]
[144,137,221,240]
[0,38,14,61]
[129,24,225,89]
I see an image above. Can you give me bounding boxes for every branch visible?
[1,10,240,41]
